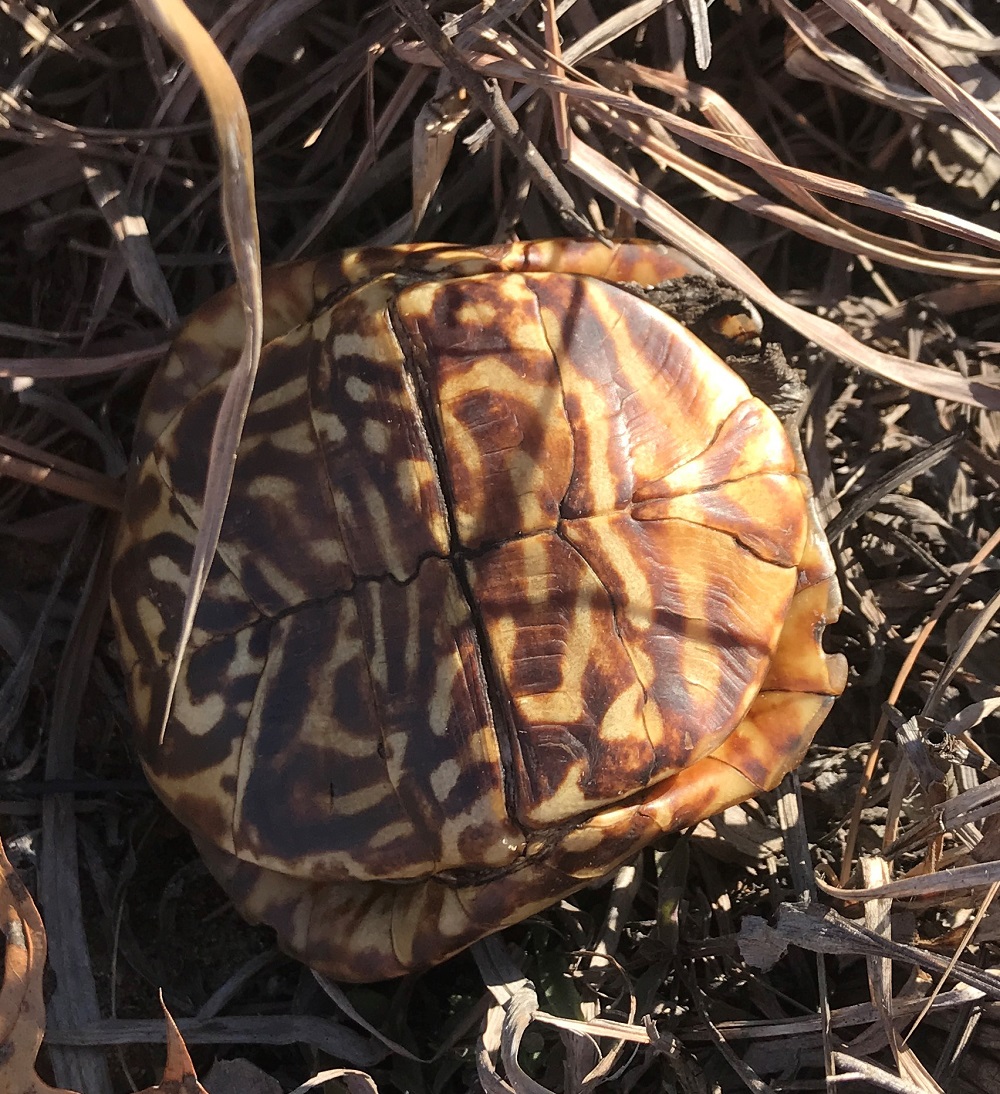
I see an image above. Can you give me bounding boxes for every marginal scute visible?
[110,239,846,983]
[709,689,837,791]
[633,473,808,567]
[639,398,796,501]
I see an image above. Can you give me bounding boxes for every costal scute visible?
[110,240,847,981]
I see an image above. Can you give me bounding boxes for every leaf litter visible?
[3,0,1000,1090]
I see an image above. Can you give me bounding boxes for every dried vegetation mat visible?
[2,0,1000,1091]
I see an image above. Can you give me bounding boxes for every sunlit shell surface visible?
[111,240,846,981]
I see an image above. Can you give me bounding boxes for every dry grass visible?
[3,0,1000,1091]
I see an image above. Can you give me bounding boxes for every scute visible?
[399,273,574,547]
[310,278,452,580]
[110,238,845,982]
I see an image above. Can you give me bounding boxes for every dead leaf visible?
[135,999,209,1094]
[412,77,469,229]
[131,0,263,745]
[0,838,80,1094]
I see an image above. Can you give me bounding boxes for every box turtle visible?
[111,239,846,982]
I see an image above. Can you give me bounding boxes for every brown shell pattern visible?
[111,240,846,981]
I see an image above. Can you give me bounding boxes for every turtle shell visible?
[110,239,846,981]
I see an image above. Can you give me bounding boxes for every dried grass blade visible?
[830,1052,937,1094]
[820,861,1000,903]
[287,1070,379,1094]
[887,280,1000,319]
[4,0,70,55]
[903,883,1000,1051]
[541,0,568,153]
[924,586,1000,716]
[871,0,1000,53]
[227,0,329,78]
[566,136,1000,409]
[822,0,1000,155]
[533,1012,652,1045]
[473,939,554,1093]
[412,78,470,229]
[683,988,983,1041]
[826,435,962,541]
[40,518,115,1094]
[312,974,426,1062]
[80,159,178,328]
[395,0,592,235]
[0,146,82,213]
[745,905,1000,999]
[592,103,995,281]
[0,516,88,750]
[477,1001,516,1094]
[43,1015,381,1062]
[942,698,1000,737]
[642,125,991,278]
[289,64,426,258]
[426,50,1000,273]
[556,63,1000,258]
[683,968,770,1093]
[840,525,1000,883]
[0,435,124,510]
[777,775,815,900]
[450,0,674,149]
[779,0,985,121]
[936,777,1000,832]
[0,452,123,510]
[817,947,835,1086]
[860,858,943,1092]
[131,0,262,744]
[501,989,557,1094]
[597,60,1000,262]
[0,343,169,381]
[679,0,712,69]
